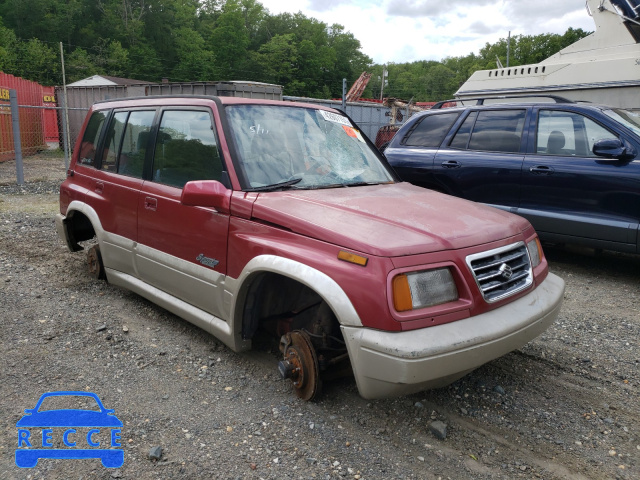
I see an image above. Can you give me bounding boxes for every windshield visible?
[604,108,640,137]
[226,104,395,190]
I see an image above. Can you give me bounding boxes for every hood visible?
[250,183,530,257]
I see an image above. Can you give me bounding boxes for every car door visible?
[385,111,461,189]
[136,108,230,319]
[433,108,527,210]
[520,108,640,251]
[87,109,155,275]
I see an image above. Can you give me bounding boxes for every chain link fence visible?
[0,97,88,186]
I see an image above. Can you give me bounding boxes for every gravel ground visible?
[0,156,639,480]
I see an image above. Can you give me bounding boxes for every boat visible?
[456,0,640,108]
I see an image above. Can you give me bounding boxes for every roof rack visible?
[430,95,576,109]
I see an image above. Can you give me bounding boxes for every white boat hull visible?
[456,0,640,109]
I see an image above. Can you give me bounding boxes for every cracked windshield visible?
[226,105,394,190]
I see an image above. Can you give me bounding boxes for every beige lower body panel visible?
[107,268,250,352]
[342,273,565,399]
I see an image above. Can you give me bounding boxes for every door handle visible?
[94,182,104,194]
[441,160,461,168]
[529,165,554,175]
[144,196,157,211]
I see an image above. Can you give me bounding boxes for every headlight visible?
[526,237,543,268]
[393,268,459,312]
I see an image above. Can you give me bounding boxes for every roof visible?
[67,75,152,87]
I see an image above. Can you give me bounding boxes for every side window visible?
[101,112,128,171]
[401,112,460,147]
[584,118,617,154]
[78,111,107,166]
[117,110,155,178]
[536,110,616,157]
[152,110,223,188]
[466,110,526,153]
[449,111,478,149]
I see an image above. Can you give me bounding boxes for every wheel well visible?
[65,211,96,250]
[240,272,342,343]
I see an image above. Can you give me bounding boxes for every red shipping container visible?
[0,72,48,162]
[43,86,60,144]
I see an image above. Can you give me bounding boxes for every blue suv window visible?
[401,112,460,147]
[449,111,478,149]
[451,109,525,153]
[536,109,615,157]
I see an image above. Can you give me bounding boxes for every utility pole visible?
[507,31,511,68]
[379,66,388,101]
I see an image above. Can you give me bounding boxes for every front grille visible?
[466,242,533,303]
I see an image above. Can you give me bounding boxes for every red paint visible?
[42,87,60,143]
[60,97,552,334]
[0,72,52,162]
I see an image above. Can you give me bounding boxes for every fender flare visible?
[229,255,363,336]
[64,201,106,241]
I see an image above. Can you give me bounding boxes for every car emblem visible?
[498,263,513,280]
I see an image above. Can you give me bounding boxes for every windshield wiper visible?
[244,177,303,192]
[342,181,380,187]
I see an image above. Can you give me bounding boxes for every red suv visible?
[56,96,564,400]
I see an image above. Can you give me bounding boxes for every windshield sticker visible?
[319,110,352,127]
[342,125,365,142]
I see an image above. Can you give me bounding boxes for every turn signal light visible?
[338,250,368,267]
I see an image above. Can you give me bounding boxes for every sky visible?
[257,0,598,64]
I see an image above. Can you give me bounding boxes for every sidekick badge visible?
[196,254,219,268]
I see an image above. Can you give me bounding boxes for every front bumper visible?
[341,273,565,399]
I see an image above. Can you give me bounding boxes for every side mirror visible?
[181,180,231,213]
[592,138,635,160]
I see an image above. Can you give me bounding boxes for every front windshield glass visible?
[604,108,640,137]
[226,104,395,190]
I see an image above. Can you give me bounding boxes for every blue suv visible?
[384,96,640,254]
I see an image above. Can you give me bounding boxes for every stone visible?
[429,421,447,440]
[149,446,163,460]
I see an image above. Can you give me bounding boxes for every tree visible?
[171,27,216,81]
[14,38,59,85]
[0,2,590,99]
[66,47,98,83]
[206,0,250,79]
[479,29,590,69]
[0,19,18,72]
[257,33,298,88]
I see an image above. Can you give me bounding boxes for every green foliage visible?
[171,27,216,81]
[0,20,18,71]
[377,29,591,102]
[0,1,590,99]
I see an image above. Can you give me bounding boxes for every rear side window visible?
[117,111,155,177]
[78,111,107,166]
[402,112,460,147]
[101,110,155,177]
[451,109,526,153]
[449,111,478,149]
[152,110,223,188]
[102,112,127,171]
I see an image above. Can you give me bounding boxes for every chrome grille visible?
[466,242,533,303]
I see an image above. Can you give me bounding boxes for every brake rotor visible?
[281,330,320,401]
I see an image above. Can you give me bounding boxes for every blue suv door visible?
[432,108,528,209]
[520,107,640,252]
[385,111,461,189]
